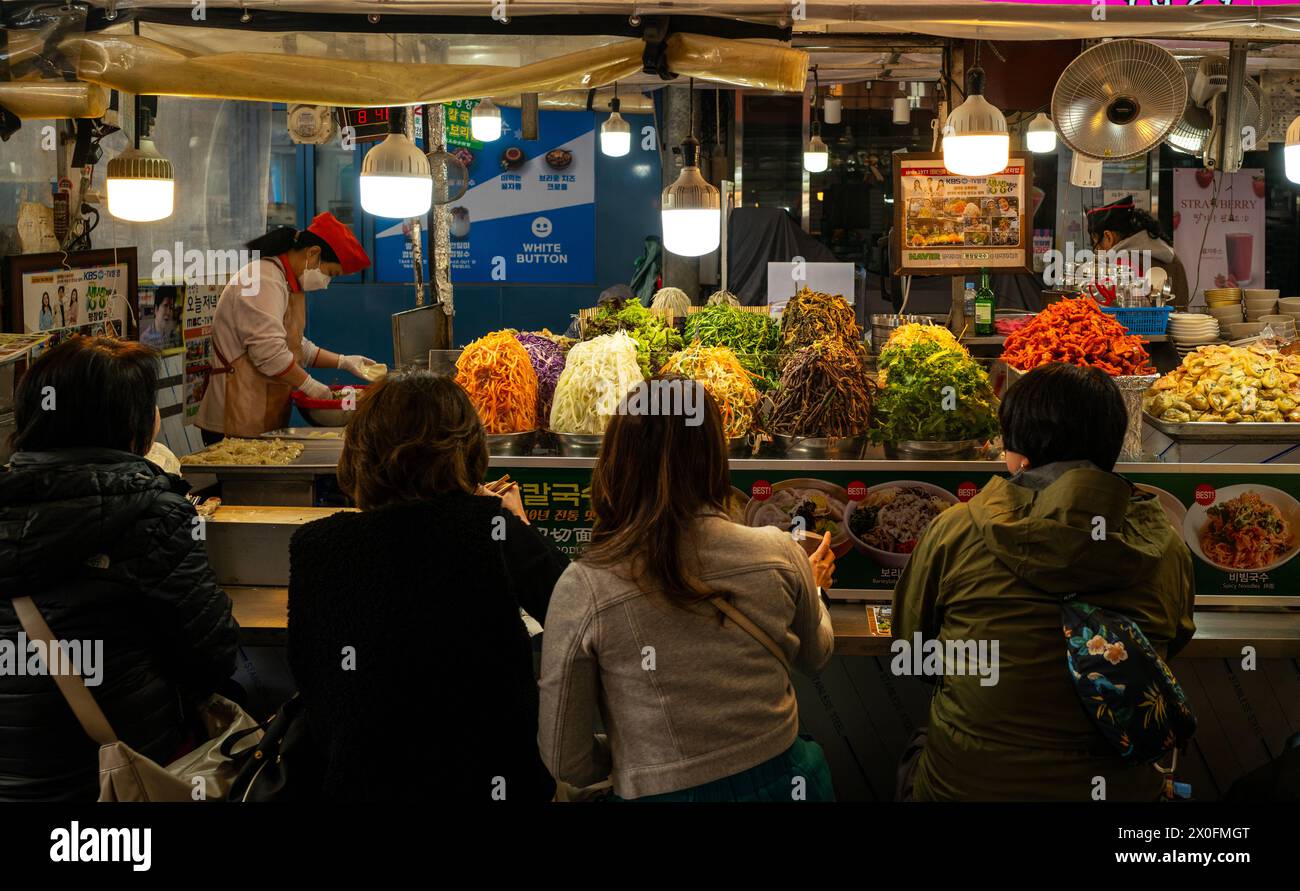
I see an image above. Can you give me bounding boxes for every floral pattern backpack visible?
[1060,597,1196,765]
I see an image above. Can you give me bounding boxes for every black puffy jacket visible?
[0,448,240,801]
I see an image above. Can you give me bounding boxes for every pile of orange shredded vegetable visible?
[1000,297,1155,376]
[454,331,539,433]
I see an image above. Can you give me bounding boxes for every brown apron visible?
[210,255,307,438]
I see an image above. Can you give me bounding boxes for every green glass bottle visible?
[974,268,996,336]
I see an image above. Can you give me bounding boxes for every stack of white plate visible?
[1166,313,1221,357]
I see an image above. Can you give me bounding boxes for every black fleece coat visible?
[0,449,240,801]
[288,493,569,802]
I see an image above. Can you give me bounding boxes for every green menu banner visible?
[494,463,1300,600]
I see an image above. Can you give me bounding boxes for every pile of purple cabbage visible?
[514,332,567,423]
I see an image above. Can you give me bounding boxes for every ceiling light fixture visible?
[942,42,1010,176]
[662,80,721,256]
[106,96,174,222]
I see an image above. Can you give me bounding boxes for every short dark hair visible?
[11,336,159,455]
[999,363,1127,471]
[337,370,488,510]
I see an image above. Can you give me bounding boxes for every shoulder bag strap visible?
[11,596,119,746]
[709,597,792,675]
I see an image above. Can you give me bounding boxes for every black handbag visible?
[222,694,322,802]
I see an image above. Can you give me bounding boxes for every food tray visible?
[1143,412,1300,444]
[180,441,342,477]
[259,428,344,440]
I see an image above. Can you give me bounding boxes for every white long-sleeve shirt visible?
[194,258,319,433]
[211,258,319,376]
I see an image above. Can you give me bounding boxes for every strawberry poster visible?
[1172,168,1266,305]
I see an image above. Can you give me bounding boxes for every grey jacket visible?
[537,514,835,799]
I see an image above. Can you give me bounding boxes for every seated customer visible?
[288,371,567,801]
[0,336,239,801]
[539,377,836,801]
[893,363,1195,801]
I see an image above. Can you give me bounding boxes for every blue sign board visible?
[449,107,596,284]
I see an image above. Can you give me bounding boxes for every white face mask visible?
[301,267,332,292]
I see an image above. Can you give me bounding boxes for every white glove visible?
[338,354,376,379]
[297,376,332,400]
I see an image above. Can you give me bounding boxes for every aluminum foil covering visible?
[1115,374,1160,461]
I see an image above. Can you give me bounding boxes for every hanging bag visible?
[12,595,261,802]
[1059,596,1196,766]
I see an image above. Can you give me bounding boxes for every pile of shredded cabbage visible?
[549,331,643,434]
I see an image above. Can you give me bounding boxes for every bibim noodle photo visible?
[845,481,959,568]
[1198,490,1295,570]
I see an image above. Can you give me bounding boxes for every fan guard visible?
[1052,39,1187,161]
[1167,57,1263,157]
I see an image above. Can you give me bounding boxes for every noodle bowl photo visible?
[844,481,959,568]
[744,479,853,557]
[1183,484,1300,573]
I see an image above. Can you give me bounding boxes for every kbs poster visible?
[182,281,222,424]
[20,261,130,336]
[1172,168,1265,304]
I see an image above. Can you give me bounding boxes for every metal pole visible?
[405,106,426,307]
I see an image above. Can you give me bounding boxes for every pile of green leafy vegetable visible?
[583,297,683,378]
[871,340,999,444]
[683,303,781,390]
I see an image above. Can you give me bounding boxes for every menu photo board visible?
[892,150,1032,277]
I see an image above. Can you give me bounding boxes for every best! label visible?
[846,480,867,502]
[957,481,978,502]
[1194,484,1216,506]
[751,480,772,501]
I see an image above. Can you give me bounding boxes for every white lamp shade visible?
[942,92,1009,176]
[360,133,433,218]
[106,177,174,222]
[601,112,631,157]
[662,208,721,256]
[1286,116,1300,184]
[1026,112,1057,154]
[471,98,503,142]
[804,134,829,173]
[893,97,911,126]
[822,96,842,125]
[105,137,175,222]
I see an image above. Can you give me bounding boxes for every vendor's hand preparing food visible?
[338,354,379,380]
[809,531,835,590]
[297,376,333,400]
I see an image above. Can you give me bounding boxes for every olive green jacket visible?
[892,463,1195,801]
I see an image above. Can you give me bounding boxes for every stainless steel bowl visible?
[553,432,604,457]
[486,430,537,456]
[729,435,753,458]
[298,405,354,427]
[770,433,868,460]
[883,439,982,460]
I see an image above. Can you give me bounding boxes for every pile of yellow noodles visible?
[454,331,538,433]
[661,343,761,439]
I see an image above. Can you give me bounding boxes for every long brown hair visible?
[338,371,488,510]
[582,375,732,607]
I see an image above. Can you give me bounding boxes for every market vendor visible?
[1086,195,1189,309]
[195,212,377,443]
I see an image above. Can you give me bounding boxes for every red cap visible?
[307,212,371,274]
